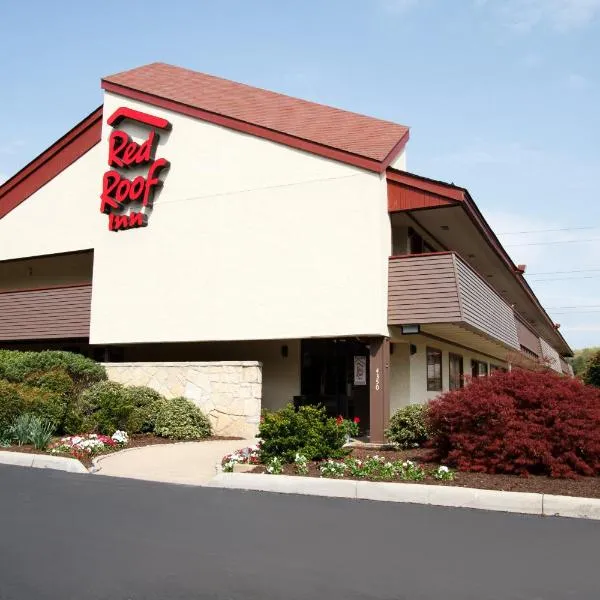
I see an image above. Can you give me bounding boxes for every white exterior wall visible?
[0,145,104,260]
[0,92,392,345]
[89,93,390,344]
[389,338,508,414]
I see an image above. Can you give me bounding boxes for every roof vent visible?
[516,264,527,274]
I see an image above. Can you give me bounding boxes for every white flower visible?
[112,430,129,444]
[439,466,449,473]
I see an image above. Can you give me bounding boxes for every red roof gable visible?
[102,63,409,173]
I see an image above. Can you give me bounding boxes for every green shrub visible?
[125,386,166,433]
[258,404,347,464]
[8,412,55,449]
[386,404,429,448]
[584,350,600,388]
[18,385,68,430]
[78,381,134,434]
[0,350,106,387]
[0,380,24,435]
[154,397,212,440]
[24,368,75,396]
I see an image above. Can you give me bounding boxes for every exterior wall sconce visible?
[401,324,420,335]
[410,344,417,355]
[281,345,289,358]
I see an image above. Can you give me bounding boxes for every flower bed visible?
[221,447,600,499]
[48,430,129,460]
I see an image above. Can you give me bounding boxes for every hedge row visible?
[0,351,211,441]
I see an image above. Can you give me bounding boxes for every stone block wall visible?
[103,361,262,439]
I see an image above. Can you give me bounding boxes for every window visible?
[426,347,442,391]
[490,364,507,374]
[449,353,464,390]
[471,359,488,377]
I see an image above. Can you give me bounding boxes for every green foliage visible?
[385,404,429,448]
[10,413,36,445]
[0,380,24,435]
[8,412,55,449]
[78,381,134,434]
[124,386,166,433]
[258,404,347,464]
[29,416,55,450]
[569,347,600,378]
[0,350,106,387]
[19,385,67,430]
[153,397,212,440]
[583,350,600,388]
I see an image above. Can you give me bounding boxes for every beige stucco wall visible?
[120,339,300,412]
[104,361,261,439]
[88,92,390,344]
[389,338,509,413]
[0,252,93,291]
[0,145,104,261]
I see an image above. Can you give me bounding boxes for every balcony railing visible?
[388,252,520,350]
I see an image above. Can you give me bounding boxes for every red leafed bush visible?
[426,369,600,478]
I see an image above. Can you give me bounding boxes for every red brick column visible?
[369,337,390,443]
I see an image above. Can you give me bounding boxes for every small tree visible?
[584,349,600,388]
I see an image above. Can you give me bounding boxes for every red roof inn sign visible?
[100,107,171,231]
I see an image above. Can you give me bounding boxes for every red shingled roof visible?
[102,63,409,172]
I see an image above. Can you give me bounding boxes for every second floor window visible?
[449,353,463,390]
[427,347,442,391]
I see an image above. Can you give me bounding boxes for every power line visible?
[528,276,600,282]
[499,225,600,235]
[527,268,600,275]
[505,238,600,247]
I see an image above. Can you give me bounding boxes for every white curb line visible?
[207,473,600,520]
[0,450,88,474]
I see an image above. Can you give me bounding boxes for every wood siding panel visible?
[387,181,456,212]
[0,285,91,340]
[540,337,562,373]
[516,320,542,356]
[454,258,519,349]
[388,254,462,324]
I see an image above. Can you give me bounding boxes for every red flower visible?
[336,415,344,425]
[353,417,360,424]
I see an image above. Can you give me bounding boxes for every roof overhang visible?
[102,80,409,174]
[387,168,573,356]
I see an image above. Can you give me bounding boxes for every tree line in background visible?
[568,347,600,387]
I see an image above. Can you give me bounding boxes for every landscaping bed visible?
[3,433,243,468]
[246,448,600,499]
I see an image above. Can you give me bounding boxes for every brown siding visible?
[454,258,520,349]
[388,181,455,212]
[516,319,542,356]
[0,284,91,340]
[388,254,462,324]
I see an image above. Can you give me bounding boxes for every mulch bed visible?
[249,448,600,499]
[2,434,244,469]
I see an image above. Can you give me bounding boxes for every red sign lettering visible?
[100,108,171,232]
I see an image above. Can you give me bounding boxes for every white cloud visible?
[0,140,25,155]
[433,141,542,167]
[566,73,591,90]
[378,0,420,14]
[492,0,600,32]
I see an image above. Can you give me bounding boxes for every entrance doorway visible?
[297,338,370,434]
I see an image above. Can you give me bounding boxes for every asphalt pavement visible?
[0,464,598,600]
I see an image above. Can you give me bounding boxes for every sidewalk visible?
[93,439,246,485]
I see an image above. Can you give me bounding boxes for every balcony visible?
[0,283,92,341]
[388,252,520,352]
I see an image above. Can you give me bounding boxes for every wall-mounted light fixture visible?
[400,324,420,335]
[410,344,417,355]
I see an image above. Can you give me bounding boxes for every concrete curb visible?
[0,451,88,474]
[207,473,600,520]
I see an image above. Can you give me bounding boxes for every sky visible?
[0,0,599,349]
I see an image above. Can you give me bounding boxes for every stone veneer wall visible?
[103,361,262,439]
